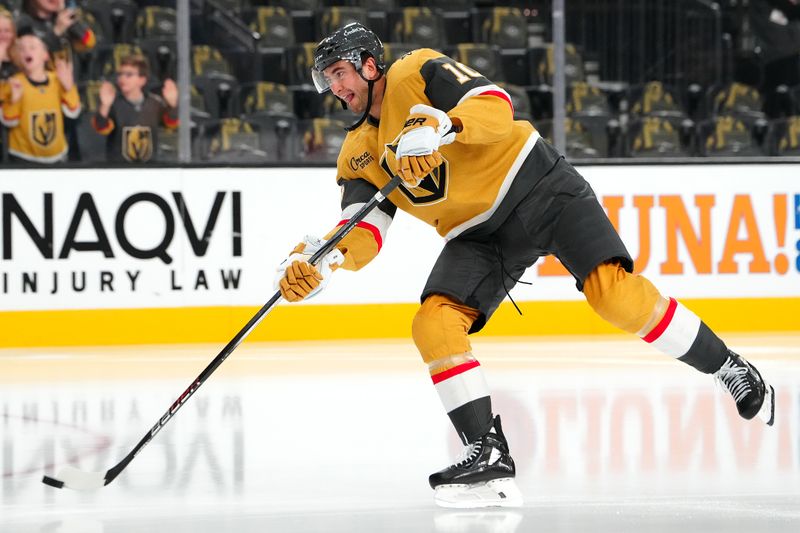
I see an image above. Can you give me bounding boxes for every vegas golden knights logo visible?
[380,142,449,205]
[30,111,57,147]
[123,126,153,162]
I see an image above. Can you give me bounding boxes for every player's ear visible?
[363,56,379,80]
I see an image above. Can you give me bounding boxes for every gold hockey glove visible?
[274,236,344,302]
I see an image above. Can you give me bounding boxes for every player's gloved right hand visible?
[274,235,344,302]
[396,152,443,188]
[395,104,456,188]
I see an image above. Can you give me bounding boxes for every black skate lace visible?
[495,243,532,316]
[715,357,751,403]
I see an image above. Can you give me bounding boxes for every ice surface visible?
[2,335,799,532]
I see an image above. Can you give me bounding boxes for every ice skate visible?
[714,350,775,426]
[429,415,522,508]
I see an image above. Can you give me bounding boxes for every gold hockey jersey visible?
[0,72,81,163]
[326,49,543,271]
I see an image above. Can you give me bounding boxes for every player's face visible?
[324,60,369,114]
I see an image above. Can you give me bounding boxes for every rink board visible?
[1,164,798,347]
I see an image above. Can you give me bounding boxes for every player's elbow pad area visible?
[412,294,481,364]
[583,261,662,335]
[325,225,380,271]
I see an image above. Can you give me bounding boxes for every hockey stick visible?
[42,175,402,491]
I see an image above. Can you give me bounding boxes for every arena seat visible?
[136,6,177,39]
[84,0,138,44]
[137,37,177,81]
[89,42,144,80]
[707,82,767,124]
[192,45,240,118]
[627,116,691,158]
[537,117,609,159]
[391,7,446,49]
[196,117,271,162]
[768,116,800,156]
[300,117,348,162]
[454,43,503,83]
[497,82,533,122]
[383,42,419,69]
[697,114,768,157]
[317,6,368,40]
[247,6,295,48]
[475,6,528,49]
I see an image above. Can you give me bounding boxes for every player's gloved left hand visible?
[274,235,344,302]
[395,104,456,188]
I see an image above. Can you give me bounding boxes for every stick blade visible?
[42,466,106,491]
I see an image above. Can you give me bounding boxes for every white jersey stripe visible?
[456,84,512,107]
[341,202,393,244]
[62,102,81,119]
[434,365,491,413]
[444,130,540,241]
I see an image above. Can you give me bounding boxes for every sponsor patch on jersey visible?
[349,150,374,171]
[30,111,57,147]
[123,126,153,162]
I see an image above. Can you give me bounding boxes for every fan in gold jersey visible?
[0,29,80,164]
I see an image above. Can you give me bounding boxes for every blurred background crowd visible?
[1,0,799,165]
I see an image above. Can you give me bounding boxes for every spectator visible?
[92,54,179,163]
[1,9,15,161]
[0,30,80,163]
[0,8,15,81]
[749,0,800,93]
[15,0,95,59]
[16,0,96,161]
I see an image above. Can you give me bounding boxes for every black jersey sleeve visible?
[337,177,398,220]
[419,55,495,112]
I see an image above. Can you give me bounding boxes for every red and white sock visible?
[431,358,493,444]
[641,297,727,374]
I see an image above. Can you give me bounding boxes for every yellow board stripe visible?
[1,297,798,348]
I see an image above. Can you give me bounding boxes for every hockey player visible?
[275,23,776,508]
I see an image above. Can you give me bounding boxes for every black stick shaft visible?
[99,176,401,486]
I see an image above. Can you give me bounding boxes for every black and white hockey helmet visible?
[311,22,385,94]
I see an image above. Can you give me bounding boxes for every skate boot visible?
[714,350,775,426]
[429,415,522,508]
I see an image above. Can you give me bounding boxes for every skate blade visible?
[434,477,523,509]
[758,384,775,426]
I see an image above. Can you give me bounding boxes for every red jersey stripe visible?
[91,115,114,135]
[643,297,678,343]
[81,29,95,48]
[337,220,383,250]
[477,90,514,116]
[431,360,481,385]
[162,113,179,128]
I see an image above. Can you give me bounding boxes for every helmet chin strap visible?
[343,69,383,132]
